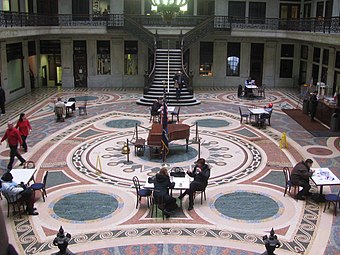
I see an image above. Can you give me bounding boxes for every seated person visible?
[151,98,162,116]
[153,168,178,218]
[55,97,66,119]
[290,159,314,200]
[178,158,210,211]
[245,77,252,86]
[1,172,38,215]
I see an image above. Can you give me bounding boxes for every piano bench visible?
[134,138,146,156]
[149,145,161,159]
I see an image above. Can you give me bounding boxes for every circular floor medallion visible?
[214,191,280,222]
[53,192,118,222]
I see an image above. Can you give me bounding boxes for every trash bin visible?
[330,113,339,132]
[302,99,309,114]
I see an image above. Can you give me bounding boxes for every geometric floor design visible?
[0,88,339,255]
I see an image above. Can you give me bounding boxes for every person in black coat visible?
[178,158,210,211]
[151,98,162,116]
[309,91,318,121]
[291,159,314,200]
[153,168,178,217]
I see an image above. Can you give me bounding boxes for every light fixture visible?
[150,0,188,24]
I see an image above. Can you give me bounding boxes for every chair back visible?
[68,97,76,102]
[239,107,243,116]
[43,171,49,186]
[2,191,18,203]
[24,161,35,169]
[283,167,290,183]
[55,106,64,116]
[132,176,140,192]
[176,106,181,115]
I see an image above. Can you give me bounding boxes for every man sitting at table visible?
[1,172,38,215]
[153,168,178,218]
[291,159,314,200]
[178,158,211,211]
[55,97,66,120]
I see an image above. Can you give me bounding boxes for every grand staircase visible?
[136,49,200,106]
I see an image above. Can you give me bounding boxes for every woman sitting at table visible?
[153,168,178,218]
[1,172,38,215]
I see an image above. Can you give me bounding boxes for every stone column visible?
[327,47,336,94]
[60,38,74,88]
[22,39,31,94]
[111,38,124,87]
[213,40,227,86]
[263,41,277,88]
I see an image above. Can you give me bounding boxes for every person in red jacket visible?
[0,121,26,170]
[16,113,32,152]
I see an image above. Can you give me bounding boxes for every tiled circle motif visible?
[105,119,142,128]
[74,96,99,101]
[52,192,118,222]
[214,191,280,222]
[306,147,333,156]
[71,130,263,188]
[225,93,278,103]
[197,119,230,128]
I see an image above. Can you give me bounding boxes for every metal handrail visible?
[0,12,339,34]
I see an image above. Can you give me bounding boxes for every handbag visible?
[170,167,185,177]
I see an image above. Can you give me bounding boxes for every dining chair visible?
[283,167,299,197]
[193,188,207,205]
[149,107,160,123]
[30,171,48,202]
[132,176,152,209]
[0,180,2,200]
[55,106,65,122]
[151,192,165,220]
[263,108,273,126]
[171,106,181,123]
[2,191,26,217]
[78,100,87,116]
[239,107,249,124]
[257,85,266,98]
[323,190,340,216]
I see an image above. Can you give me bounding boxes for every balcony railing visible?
[0,11,339,34]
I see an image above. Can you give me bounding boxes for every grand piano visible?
[147,123,190,159]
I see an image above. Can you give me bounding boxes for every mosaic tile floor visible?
[0,88,339,255]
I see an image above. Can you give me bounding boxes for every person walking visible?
[178,158,210,211]
[0,84,5,114]
[0,121,26,170]
[16,113,32,152]
[173,71,184,100]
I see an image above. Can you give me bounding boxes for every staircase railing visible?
[181,16,215,52]
[144,35,158,94]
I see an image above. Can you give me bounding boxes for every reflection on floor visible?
[0,88,339,255]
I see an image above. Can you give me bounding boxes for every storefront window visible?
[124,41,138,75]
[97,40,111,75]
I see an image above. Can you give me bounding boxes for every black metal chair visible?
[151,191,165,220]
[2,191,26,217]
[194,187,207,205]
[31,171,48,202]
[55,106,65,122]
[263,108,273,126]
[323,190,340,216]
[257,85,266,98]
[132,176,152,209]
[150,107,160,123]
[283,167,299,197]
[78,100,88,115]
[239,107,249,124]
[171,106,180,123]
